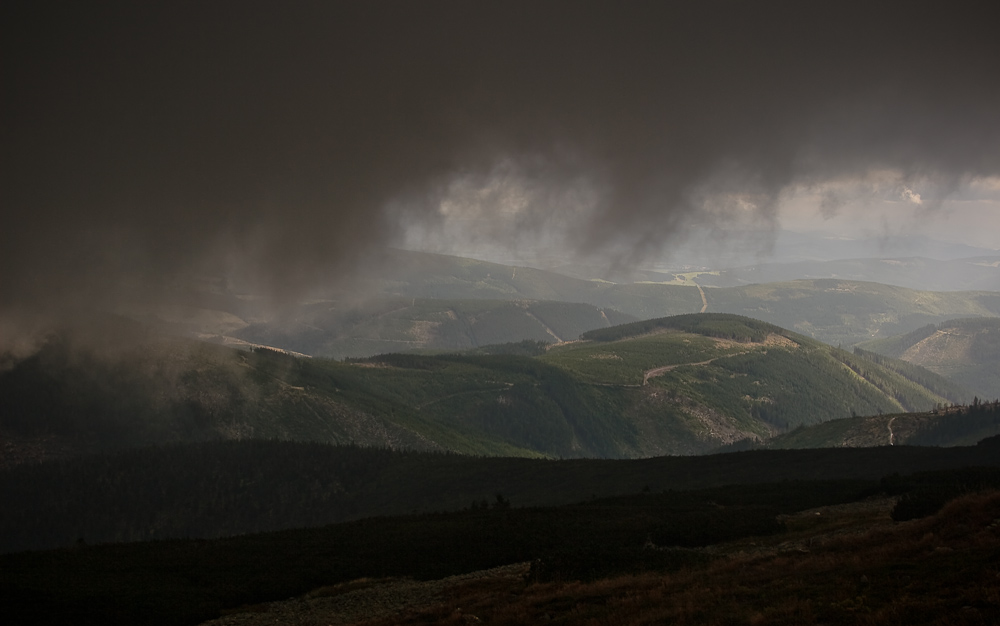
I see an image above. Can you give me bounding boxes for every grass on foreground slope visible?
[362,489,1000,626]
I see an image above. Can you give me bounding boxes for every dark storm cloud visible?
[2,1,999,317]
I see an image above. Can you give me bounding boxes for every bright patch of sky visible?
[778,176,1000,250]
[398,173,1000,270]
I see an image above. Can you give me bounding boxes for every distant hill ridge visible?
[858,317,1000,398]
[752,399,1000,451]
[696,255,1000,292]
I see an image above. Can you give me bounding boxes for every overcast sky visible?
[3,1,999,317]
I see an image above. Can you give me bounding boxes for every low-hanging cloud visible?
[3,1,999,333]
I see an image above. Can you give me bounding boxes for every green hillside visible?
[541,314,958,450]
[1,314,967,462]
[858,317,1000,398]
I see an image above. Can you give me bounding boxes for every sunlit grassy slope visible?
[540,331,736,385]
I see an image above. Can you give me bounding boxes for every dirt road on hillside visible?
[525,311,563,342]
[643,358,718,385]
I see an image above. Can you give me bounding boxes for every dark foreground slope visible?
[352,490,1000,626]
[2,448,999,626]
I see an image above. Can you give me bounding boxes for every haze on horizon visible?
[3,1,999,335]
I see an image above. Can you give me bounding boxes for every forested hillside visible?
[4,438,999,554]
[0,314,968,462]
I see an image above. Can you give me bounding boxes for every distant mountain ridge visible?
[696,256,1000,292]
[702,279,1000,348]
[461,230,1000,275]
[743,231,999,264]
[124,249,1000,359]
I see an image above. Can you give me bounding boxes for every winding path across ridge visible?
[641,341,761,385]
